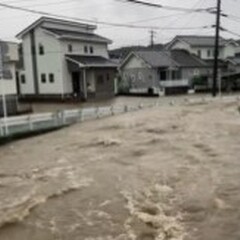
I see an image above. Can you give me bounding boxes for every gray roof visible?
[66,55,118,68]
[135,51,177,68]
[174,35,229,47]
[44,27,112,44]
[133,50,206,68]
[227,56,240,65]
[170,50,207,67]
[16,17,96,39]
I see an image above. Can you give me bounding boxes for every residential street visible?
[0,98,240,240]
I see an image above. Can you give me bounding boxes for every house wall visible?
[61,40,109,58]
[19,34,35,94]
[169,39,237,60]
[170,40,191,53]
[0,62,17,95]
[181,67,211,80]
[121,55,159,90]
[94,68,115,98]
[223,44,236,59]
[35,27,64,95]
[86,70,96,92]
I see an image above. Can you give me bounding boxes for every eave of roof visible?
[16,17,96,39]
[66,54,118,68]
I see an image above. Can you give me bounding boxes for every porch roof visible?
[66,55,118,69]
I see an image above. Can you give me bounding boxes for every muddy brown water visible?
[0,99,240,240]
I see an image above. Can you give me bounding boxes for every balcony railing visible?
[160,79,189,88]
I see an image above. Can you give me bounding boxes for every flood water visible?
[0,99,240,240]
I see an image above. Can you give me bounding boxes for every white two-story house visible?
[166,35,239,60]
[17,17,117,101]
[0,41,19,116]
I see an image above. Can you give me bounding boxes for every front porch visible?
[66,55,118,100]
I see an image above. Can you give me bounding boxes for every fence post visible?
[124,105,128,113]
[0,120,3,137]
[78,109,83,122]
[28,116,33,131]
[61,111,66,125]
[111,105,115,116]
[96,107,100,119]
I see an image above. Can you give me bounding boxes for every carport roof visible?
[66,55,118,68]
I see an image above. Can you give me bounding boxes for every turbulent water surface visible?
[0,99,240,240]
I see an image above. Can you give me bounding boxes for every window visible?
[68,44,72,52]
[106,73,110,81]
[49,73,54,83]
[90,46,94,54]
[41,73,46,83]
[21,74,26,84]
[97,75,104,84]
[197,50,201,58]
[39,44,44,55]
[84,46,88,53]
[207,49,211,58]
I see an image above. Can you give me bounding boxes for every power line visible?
[0,2,212,31]
[221,28,240,38]
[118,0,214,13]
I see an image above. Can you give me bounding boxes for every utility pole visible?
[212,0,221,97]
[149,30,156,48]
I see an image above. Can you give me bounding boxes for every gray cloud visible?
[0,0,239,48]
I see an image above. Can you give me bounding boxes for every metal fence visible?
[0,103,155,138]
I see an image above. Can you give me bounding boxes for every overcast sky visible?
[0,0,239,49]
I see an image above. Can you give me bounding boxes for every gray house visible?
[119,49,211,95]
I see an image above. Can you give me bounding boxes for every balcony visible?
[159,79,189,88]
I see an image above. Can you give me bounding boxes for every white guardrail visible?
[1,95,239,138]
[0,103,153,138]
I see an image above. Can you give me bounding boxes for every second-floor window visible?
[21,74,26,84]
[41,73,46,83]
[207,49,211,58]
[84,46,88,53]
[90,46,94,54]
[68,44,72,52]
[197,50,201,58]
[39,44,44,55]
[49,73,55,83]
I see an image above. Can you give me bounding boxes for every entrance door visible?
[72,72,81,96]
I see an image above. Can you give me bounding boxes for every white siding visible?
[62,40,109,58]
[5,42,19,62]
[170,40,191,52]
[19,34,35,94]
[35,27,63,95]
[0,63,17,95]
[223,44,236,59]
[123,55,147,69]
